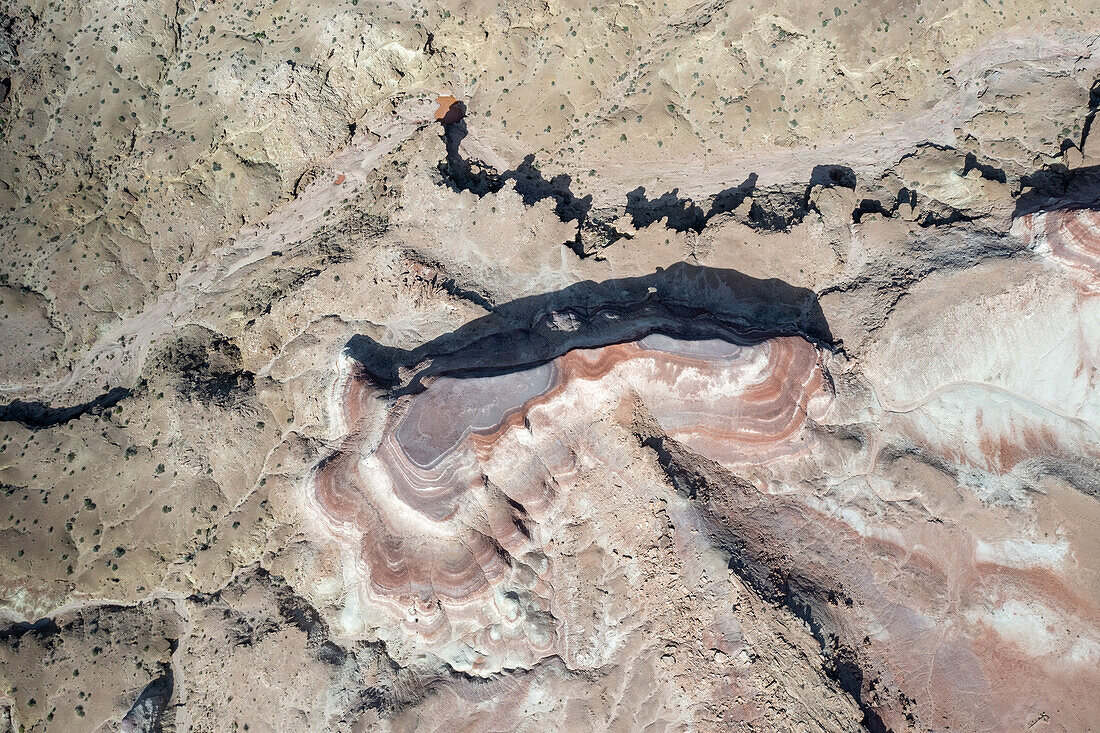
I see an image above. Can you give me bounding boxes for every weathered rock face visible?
[311,271,832,674]
[2,0,1100,730]
[308,261,1099,730]
[1016,207,1100,289]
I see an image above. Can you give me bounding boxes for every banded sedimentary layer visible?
[3,1,1100,730]
[310,266,832,671]
[307,260,1100,729]
[1016,207,1100,288]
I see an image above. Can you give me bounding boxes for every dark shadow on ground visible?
[345,262,834,394]
[439,121,591,225]
[1012,164,1100,219]
[438,118,861,241]
[625,187,707,232]
[0,386,131,429]
[963,152,1007,184]
[708,173,759,220]
[623,164,856,234]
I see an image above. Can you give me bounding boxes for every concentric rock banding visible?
[308,265,834,671]
[1015,207,1100,288]
[645,419,1100,733]
[368,334,828,523]
[307,261,1100,728]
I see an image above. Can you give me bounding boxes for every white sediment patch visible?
[969,599,1100,665]
[974,537,1070,570]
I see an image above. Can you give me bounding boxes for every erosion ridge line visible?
[637,429,889,733]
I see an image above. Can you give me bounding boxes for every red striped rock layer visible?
[688,455,1100,733]
[309,334,830,671]
[1015,208,1100,289]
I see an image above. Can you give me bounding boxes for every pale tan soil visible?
[1,0,1098,730]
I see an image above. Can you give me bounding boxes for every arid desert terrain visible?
[1,0,1099,730]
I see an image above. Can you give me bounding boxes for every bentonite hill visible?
[1,0,1099,731]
